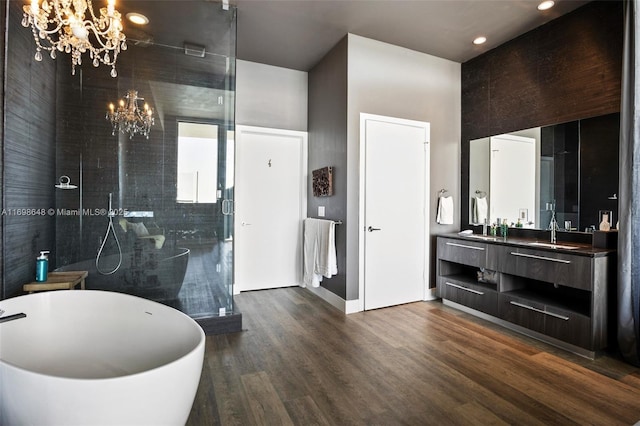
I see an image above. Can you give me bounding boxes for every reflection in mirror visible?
[177,122,219,204]
[468,113,620,231]
[470,133,537,228]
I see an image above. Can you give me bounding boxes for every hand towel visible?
[303,218,338,287]
[436,196,454,225]
[474,196,488,224]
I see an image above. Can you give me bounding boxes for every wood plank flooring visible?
[187,287,640,425]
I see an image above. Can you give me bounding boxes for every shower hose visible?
[96,192,123,275]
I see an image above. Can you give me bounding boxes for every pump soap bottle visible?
[36,251,50,282]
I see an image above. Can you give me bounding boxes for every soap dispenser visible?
[36,251,50,282]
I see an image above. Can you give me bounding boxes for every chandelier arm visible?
[29,10,65,36]
[81,21,124,51]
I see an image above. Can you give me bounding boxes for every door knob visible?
[368,226,381,232]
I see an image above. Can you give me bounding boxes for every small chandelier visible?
[22,0,127,77]
[106,90,154,139]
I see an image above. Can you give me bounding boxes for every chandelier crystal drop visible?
[106,90,154,139]
[22,0,127,77]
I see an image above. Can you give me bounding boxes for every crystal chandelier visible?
[106,90,154,139]
[21,0,127,77]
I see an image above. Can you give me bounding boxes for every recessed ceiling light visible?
[473,36,487,45]
[537,1,555,11]
[126,12,149,25]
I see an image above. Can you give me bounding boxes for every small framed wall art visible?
[312,166,333,197]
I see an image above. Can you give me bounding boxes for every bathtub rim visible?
[0,289,205,381]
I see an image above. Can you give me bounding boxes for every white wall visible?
[346,34,461,300]
[236,60,308,131]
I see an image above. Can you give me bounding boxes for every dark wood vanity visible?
[436,233,616,358]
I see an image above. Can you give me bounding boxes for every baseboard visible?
[304,285,362,314]
[305,286,436,313]
[424,287,438,301]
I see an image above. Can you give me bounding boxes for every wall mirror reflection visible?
[468,113,620,232]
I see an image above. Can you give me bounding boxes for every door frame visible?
[358,113,430,312]
[233,125,308,294]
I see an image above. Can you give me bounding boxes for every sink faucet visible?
[549,210,559,243]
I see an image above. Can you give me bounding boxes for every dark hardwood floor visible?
[187,287,640,425]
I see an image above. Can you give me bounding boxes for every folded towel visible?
[474,196,488,224]
[436,196,454,225]
[303,218,338,288]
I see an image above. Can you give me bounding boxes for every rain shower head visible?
[55,175,78,190]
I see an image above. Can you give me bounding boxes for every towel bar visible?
[313,218,342,225]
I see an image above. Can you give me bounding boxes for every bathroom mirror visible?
[468,112,620,231]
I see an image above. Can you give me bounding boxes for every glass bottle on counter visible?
[501,219,508,239]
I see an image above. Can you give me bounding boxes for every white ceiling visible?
[233,0,590,71]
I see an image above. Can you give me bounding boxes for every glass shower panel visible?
[54,1,236,322]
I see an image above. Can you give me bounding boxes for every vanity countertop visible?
[442,233,616,257]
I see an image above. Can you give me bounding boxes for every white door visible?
[361,114,430,310]
[234,126,307,292]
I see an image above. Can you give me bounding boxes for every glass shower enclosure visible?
[51,1,237,330]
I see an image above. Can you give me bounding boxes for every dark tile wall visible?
[461,0,623,226]
[2,1,57,298]
[54,43,233,268]
[308,36,348,300]
[0,0,5,298]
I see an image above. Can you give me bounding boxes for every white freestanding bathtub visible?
[0,290,205,425]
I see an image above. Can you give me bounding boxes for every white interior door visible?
[361,114,430,310]
[234,126,307,293]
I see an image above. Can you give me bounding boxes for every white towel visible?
[436,196,454,225]
[303,218,338,288]
[474,196,488,224]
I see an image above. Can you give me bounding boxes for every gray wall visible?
[307,37,348,299]
[346,34,461,301]
[236,60,308,131]
[308,34,461,303]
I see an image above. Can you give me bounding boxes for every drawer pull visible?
[446,282,485,295]
[509,301,570,321]
[446,242,485,251]
[509,252,571,264]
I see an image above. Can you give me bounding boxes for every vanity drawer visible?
[437,238,487,268]
[499,294,592,348]
[498,294,545,334]
[499,248,592,290]
[439,277,498,316]
[544,306,591,349]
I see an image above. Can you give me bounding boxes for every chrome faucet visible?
[549,210,558,243]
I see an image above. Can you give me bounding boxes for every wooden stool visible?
[23,271,88,294]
